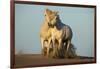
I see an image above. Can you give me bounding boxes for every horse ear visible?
[46,8,49,11]
[45,8,50,13]
[44,8,48,16]
[45,8,53,16]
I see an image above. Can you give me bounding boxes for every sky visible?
[15,3,95,57]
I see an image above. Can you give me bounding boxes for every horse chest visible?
[51,28,63,40]
[45,30,51,39]
[51,31,55,40]
[56,31,63,40]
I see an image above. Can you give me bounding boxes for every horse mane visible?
[55,15,65,30]
[57,15,62,23]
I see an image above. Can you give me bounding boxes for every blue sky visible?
[15,3,94,57]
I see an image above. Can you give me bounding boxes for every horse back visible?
[57,22,73,40]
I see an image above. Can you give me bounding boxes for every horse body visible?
[40,8,76,58]
[49,20,73,57]
[40,20,52,56]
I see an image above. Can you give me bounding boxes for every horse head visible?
[44,8,59,28]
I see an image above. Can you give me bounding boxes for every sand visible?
[14,54,95,68]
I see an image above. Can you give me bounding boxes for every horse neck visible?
[56,18,62,29]
[43,20,49,29]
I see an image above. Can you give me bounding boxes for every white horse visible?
[45,9,73,57]
[40,8,75,58]
[40,9,57,57]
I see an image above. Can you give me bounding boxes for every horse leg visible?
[41,38,44,49]
[58,39,62,50]
[47,38,52,57]
[40,38,44,54]
[66,40,71,53]
[52,38,57,58]
[41,38,46,56]
[53,39,62,58]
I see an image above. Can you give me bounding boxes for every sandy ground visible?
[14,54,95,68]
